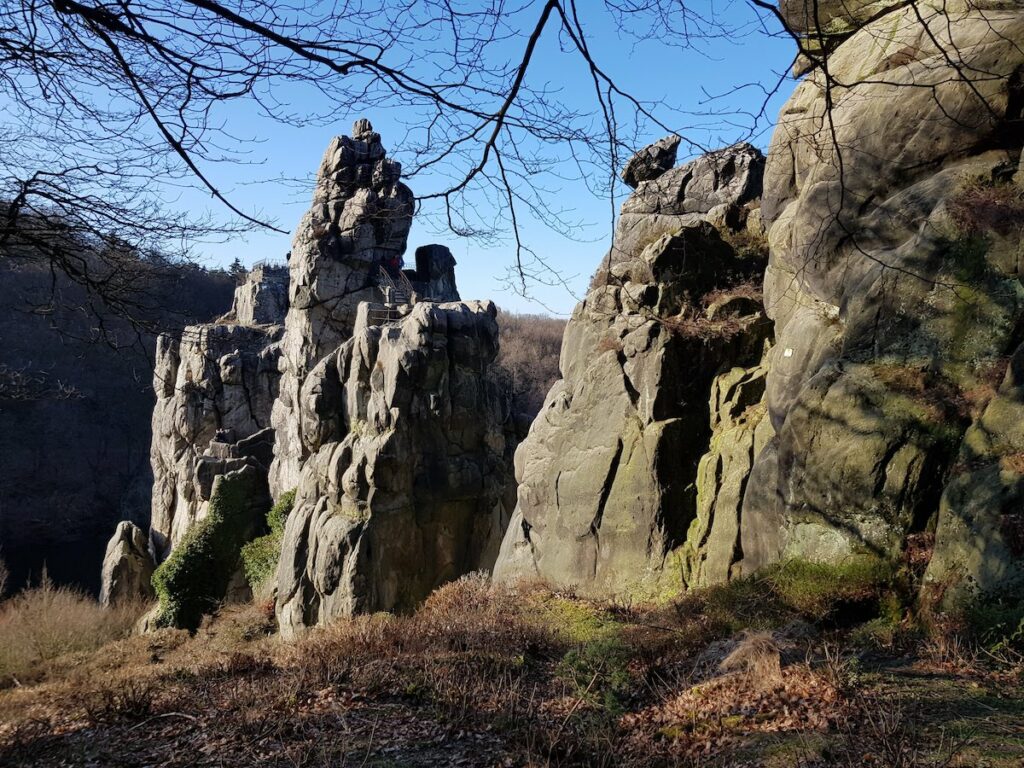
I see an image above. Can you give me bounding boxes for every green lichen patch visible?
[531,596,632,714]
[961,579,1024,653]
[764,556,896,619]
[266,489,295,536]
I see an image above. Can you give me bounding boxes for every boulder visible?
[99,521,155,606]
[410,244,460,300]
[779,0,907,37]
[621,135,681,188]
[276,300,516,636]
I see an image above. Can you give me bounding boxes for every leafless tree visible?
[1,0,794,329]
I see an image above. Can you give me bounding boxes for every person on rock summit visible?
[383,252,404,279]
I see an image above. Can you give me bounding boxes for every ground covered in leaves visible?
[1,572,1022,767]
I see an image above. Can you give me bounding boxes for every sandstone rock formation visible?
[743,0,1024,603]
[409,244,459,300]
[149,323,283,558]
[222,262,289,325]
[101,264,285,604]
[276,301,515,636]
[611,142,764,266]
[621,135,681,188]
[270,120,421,495]
[105,121,512,631]
[681,363,774,588]
[926,346,1024,606]
[99,521,155,606]
[151,464,271,631]
[495,145,772,597]
[496,0,1024,605]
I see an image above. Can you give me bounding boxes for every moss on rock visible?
[152,466,269,632]
[240,489,295,592]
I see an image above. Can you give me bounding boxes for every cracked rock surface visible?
[276,301,516,636]
[100,268,285,599]
[269,120,422,496]
[495,205,771,597]
[744,0,1024,593]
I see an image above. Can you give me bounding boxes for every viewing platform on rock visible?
[250,257,289,274]
[370,242,460,324]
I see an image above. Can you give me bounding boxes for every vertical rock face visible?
[681,364,774,588]
[410,244,460,300]
[743,0,1024,592]
[149,324,283,558]
[925,345,1024,606]
[270,121,417,495]
[99,521,155,605]
[101,262,286,606]
[224,263,289,326]
[267,125,500,635]
[494,146,772,597]
[275,301,515,636]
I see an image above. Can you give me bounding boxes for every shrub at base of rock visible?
[151,466,270,631]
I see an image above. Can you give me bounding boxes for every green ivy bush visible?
[240,489,296,594]
[152,468,267,632]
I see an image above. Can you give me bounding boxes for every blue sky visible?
[184,3,798,316]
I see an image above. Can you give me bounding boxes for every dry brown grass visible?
[0,575,1021,767]
[947,178,1024,237]
[700,277,763,309]
[718,630,783,690]
[663,313,748,342]
[0,576,147,686]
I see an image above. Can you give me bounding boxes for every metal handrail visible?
[252,258,288,270]
[378,266,411,304]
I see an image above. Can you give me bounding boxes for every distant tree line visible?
[495,311,566,420]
